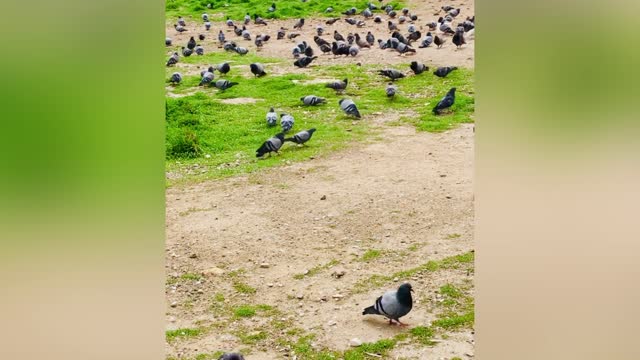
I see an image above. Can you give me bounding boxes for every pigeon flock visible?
[166,3,473,162]
[167,3,473,355]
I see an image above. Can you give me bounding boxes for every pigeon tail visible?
[362,305,380,316]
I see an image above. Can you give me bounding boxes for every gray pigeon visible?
[199,66,215,86]
[214,79,239,90]
[195,44,204,55]
[433,87,456,114]
[362,283,414,325]
[205,21,211,31]
[419,32,433,48]
[285,128,316,145]
[433,66,457,78]
[250,63,267,77]
[256,133,285,158]
[202,13,209,21]
[349,45,360,57]
[169,72,182,84]
[339,98,361,118]
[326,78,348,92]
[385,83,397,97]
[177,17,186,27]
[235,46,249,55]
[280,113,295,132]
[378,69,405,81]
[218,30,225,43]
[181,46,193,57]
[266,108,278,127]
[301,95,326,106]
[166,52,179,67]
[165,37,172,46]
[409,61,428,75]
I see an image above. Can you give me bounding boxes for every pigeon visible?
[195,44,204,55]
[250,63,267,77]
[419,32,433,48]
[347,33,355,45]
[223,42,237,51]
[402,8,410,15]
[326,78,348,92]
[198,34,205,41]
[165,37,172,46]
[293,18,305,29]
[410,14,418,21]
[377,39,389,49]
[199,67,215,86]
[408,24,416,33]
[399,15,407,24]
[355,34,370,48]
[233,26,243,37]
[285,128,316,145]
[226,17,234,27]
[300,95,326,106]
[349,45,360,57]
[317,25,325,36]
[181,46,193,57]
[256,133,285,157]
[407,30,421,43]
[177,17,186,27]
[216,62,230,74]
[293,56,318,68]
[214,79,238,90]
[235,46,249,55]
[434,35,446,48]
[288,33,301,40]
[205,21,211,31]
[242,28,251,40]
[304,45,314,57]
[368,2,378,10]
[362,8,373,18]
[374,16,382,23]
[427,21,437,31]
[266,108,278,127]
[174,24,187,33]
[334,30,345,42]
[332,42,350,56]
[314,36,330,47]
[268,2,276,12]
[449,8,461,17]
[342,7,356,16]
[277,28,286,40]
[292,46,301,58]
[386,83,397,97]
[326,17,340,25]
[218,30,225,43]
[366,32,375,45]
[452,27,466,48]
[388,10,397,18]
[244,13,251,25]
[432,87,456,114]
[339,98,361,118]
[280,113,295,132]
[388,21,398,32]
[442,5,455,12]
[362,283,414,326]
[410,61,428,75]
[325,7,334,13]
[169,72,182,84]
[378,69,405,81]
[345,18,357,26]
[395,42,416,54]
[439,18,455,34]
[202,13,209,22]
[166,52,179,67]
[433,66,457,78]
[254,15,268,26]
[319,44,332,54]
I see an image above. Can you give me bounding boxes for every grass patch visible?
[233,281,257,294]
[166,327,202,341]
[343,338,397,360]
[352,251,475,293]
[293,259,339,279]
[359,249,382,262]
[237,330,267,345]
[409,326,436,345]
[233,305,257,318]
[166,0,406,21]
[432,311,475,330]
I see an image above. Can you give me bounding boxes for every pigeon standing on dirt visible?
[198,34,205,41]
[165,37,172,46]
[433,66,457,78]
[362,283,414,326]
[293,18,305,29]
[300,95,326,106]
[256,133,285,158]
[205,21,211,31]
[277,28,286,40]
[219,353,244,360]
[244,13,251,25]
[250,63,267,77]
[294,56,318,68]
[202,13,209,22]
[266,108,278,127]
[285,128,316,145]
[177,17,186,27]
[339,98,361,118]
[434,35,446,48]
[280,113,295,132]
[366,31,375,45]
[452,27,466,48]
[432,87,456,115]
[419,32,433,48]
[174,24,187,33]
[218,30,225,43]
[409,61,428,75]
[378,69,405,81]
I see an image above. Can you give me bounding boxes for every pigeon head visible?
[343,78,348,84]
[208,66,215,72]
[308,128,317,135]
[269,107,274,112]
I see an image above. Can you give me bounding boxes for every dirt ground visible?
[167,0,475,72]
[166,1,475,359]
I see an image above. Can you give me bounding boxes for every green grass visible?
[359,249,382,262]
[432,311,475,330]
[293,259,339,279]
[166,0,405,21]
[233,305,257,318]
[166,328,203,341]
[233,281,257,294]
[165,55,474,185]
[353,251,475,293]
[409,326,436,345]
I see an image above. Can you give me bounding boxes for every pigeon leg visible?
[395,319,409,327]
[388,319,394,325]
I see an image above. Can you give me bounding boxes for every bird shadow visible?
[362,317,410,331]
